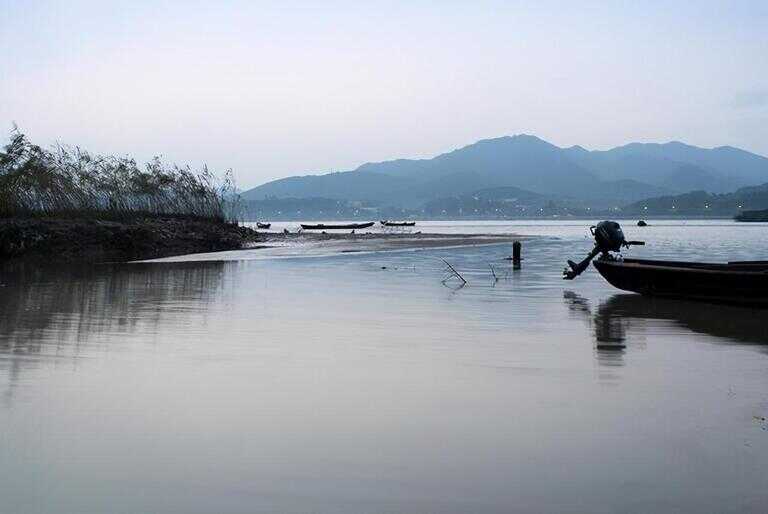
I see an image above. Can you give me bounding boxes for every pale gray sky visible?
[2,0,767,188]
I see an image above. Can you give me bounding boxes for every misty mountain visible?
[563,140,765,193]
[243,135,768,208]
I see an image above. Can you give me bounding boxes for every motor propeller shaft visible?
[564,247,600,280]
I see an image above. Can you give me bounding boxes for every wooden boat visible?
[300,222,374,230]
[380,220,416,227]
[564,221,768,306]
[593,256,768,305]
[256,222,271,229]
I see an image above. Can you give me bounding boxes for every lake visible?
[1,220,767,513]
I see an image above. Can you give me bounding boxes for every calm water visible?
[2,220,768,514]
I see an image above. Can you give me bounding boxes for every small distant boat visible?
[256,222,271,229]
[637,220,647,227]
[735,209,768,222]
[381,220,416,227]
[300,222,375,230]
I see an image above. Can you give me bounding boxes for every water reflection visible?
[598,294,768,347]
[0,261,227,402]
[565,291,768,351]
[0,261,226,349]
[563,291,628,371]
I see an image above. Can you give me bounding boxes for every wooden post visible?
[512,240,522,269]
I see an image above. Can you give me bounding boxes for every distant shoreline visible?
[242,215,737,223]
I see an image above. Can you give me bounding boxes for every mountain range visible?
[243,135,768,209]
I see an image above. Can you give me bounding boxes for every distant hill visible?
[243,135,768,209]
[563,141,764,193]
[622,183,768,216]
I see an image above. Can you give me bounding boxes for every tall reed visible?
[0,129,238,221]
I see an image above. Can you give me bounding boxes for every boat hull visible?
[300,222,375,230]
[593,257,768,305]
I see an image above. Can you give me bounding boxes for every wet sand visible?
[260,231,524,249]
[142,231,525,262]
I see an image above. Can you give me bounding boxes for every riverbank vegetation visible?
[0,128,235,221]
[0,129,257,261]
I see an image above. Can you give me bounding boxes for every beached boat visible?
[380,220,416,227]
[256,222,271,229]
[563,220,768,305]
[300,222,375,230]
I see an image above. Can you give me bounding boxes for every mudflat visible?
[0,217,259,262]
[142,231,525,262]
[262,231,522,250]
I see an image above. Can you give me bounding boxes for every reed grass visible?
[0,128,238,222]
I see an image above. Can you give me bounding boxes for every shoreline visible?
[261,231,524,247]
[0,217,260,263]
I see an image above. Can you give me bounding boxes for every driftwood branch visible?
[441,258,467,285]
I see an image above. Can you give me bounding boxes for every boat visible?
[735,209,768,222]
[256,222,271,229]
[380,220,416,227]
[637,220,647,226]
[563,220,768,305]
[300,222,375,230]
[593,257,768,305]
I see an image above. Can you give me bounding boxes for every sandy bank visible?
[142,231,525,262]
[263,231,522,250]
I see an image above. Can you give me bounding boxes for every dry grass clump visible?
[0,128,237,221]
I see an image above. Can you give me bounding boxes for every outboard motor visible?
[563,221,644,280]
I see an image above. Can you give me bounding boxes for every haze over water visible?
[2,220,768,513]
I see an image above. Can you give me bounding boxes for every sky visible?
[2,0,767,189]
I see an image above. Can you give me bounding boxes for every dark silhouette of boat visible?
[380,220,416,227]
[564,221,768,305]
[594,257,768,305]
[256,222,271,229]
[636,220,647,226]
[300,222,374,230]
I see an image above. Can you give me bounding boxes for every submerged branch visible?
[441,258,468,285]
